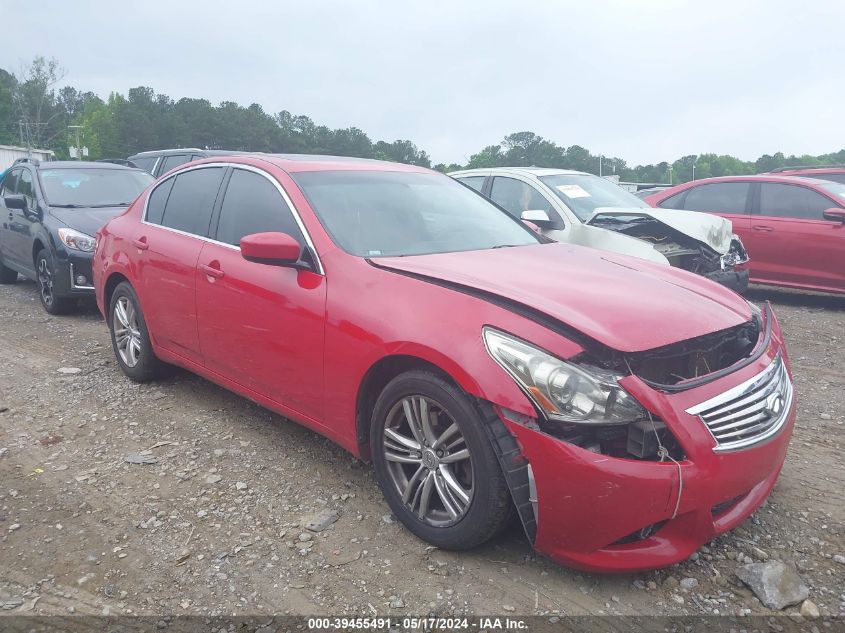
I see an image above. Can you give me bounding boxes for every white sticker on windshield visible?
[556,184,591,198]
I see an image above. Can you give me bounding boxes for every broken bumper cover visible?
[496,336,794,573]
[705,267,749,294]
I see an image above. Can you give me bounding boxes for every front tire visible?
[370,370,513,550]
[108,281,165,382]
[36,249,73,314]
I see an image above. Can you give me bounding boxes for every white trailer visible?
[0,144,55,171]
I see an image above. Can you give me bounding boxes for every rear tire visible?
[370,369,513,550]
[36,249,73,315]
[108,281,165,382]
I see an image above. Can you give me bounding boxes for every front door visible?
[195,167,326,422]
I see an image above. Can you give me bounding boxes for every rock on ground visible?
[735,561,809,610]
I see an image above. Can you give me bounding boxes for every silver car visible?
[450,167,749,293]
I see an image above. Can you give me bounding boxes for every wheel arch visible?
[355,353,476,460]
[103,271,132,323]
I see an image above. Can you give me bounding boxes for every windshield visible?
[39,168,153,207]
[816,181,845,202]
[292,170,540,257]
[539,174,649,222]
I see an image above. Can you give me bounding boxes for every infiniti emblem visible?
[763,393,784,418]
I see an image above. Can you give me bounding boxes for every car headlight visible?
[483,328,647,425]
[58,228,96,252]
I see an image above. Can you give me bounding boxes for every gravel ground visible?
[0,279,842,618]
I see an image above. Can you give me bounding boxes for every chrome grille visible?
[685,354,792,451]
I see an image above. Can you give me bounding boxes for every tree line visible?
[2,56,843,183]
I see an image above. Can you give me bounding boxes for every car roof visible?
[767,165,845,174]
[34,161,142,171]
[450,167,591,177]
[184,153,430,174]
[673,174,831,187]
[128,148,205,158]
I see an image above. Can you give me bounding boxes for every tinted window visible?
[682,182,750,214]
[160,154,190,174]
[293,170,539,257]
[159,167,223,236]
[216,169,303,246]
[658,191,686,209]
[130,156,157,173]
[489,177,553,219]
[145,177,175,225]
[18,169,34,205]
[2,169,20,196]
[456,176,486,192]
[759,183,834,220]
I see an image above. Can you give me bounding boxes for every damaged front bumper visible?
[490,311,793,573]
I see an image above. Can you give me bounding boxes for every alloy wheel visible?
[113,296,142,367]
[382,395,474,527]
[37,258,53,306]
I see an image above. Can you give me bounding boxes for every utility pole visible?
[599,155,603,177]
[692,156,697,181]
[68,125,83,160]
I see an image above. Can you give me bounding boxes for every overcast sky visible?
[5,1,844,165]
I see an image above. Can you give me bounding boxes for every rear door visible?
[136,165,225,364]
[752,182,845,292]
[195,166,326,421]
[0,168,21,267]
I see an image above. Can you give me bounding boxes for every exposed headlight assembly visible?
[58,228,96,252]
[483,328,647,425]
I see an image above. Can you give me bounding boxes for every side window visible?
[456,176,486,192]
[215,169,304,246]
[657,191,686,209]
[145,177,176,225]
[160,154,190,174]
[130,156,157,174]
[489,177,553,219]
[1,169,20,196]
[759,183,833,220]
[18,169,35,205]
[159,167,223,236]
[190,154,206,162]
[682,182,750,214]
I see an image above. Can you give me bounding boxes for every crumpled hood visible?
[49,206,128,236]
[375,243,751,353]
[586,206,734,254]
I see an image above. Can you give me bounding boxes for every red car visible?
[646,175,845,295]
[93,155,795,572]
[765,165,845,184]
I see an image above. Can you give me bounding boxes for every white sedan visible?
[450,167,749,293]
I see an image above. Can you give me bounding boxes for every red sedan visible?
[93,155,795,572]
[645,175,845,295]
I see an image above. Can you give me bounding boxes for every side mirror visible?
[240,232,303,267]
[521,209,557,230]
[823,208,845,223]
[4,195,27,211]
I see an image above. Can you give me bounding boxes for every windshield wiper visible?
[491,244,521,249]
[51,204,86,208]
[90,203,131,207]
